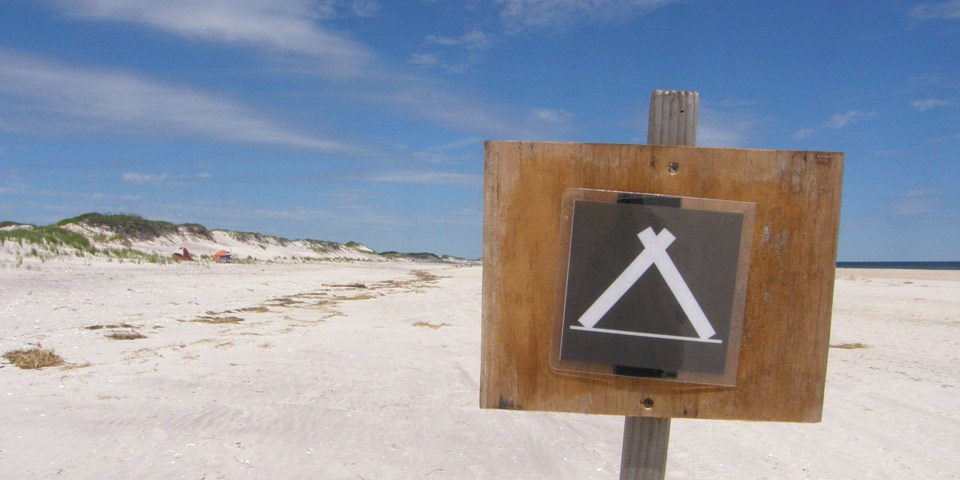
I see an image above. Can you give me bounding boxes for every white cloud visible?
[530,108,574,124]
[55,0,376,78]
[409,137,482,164]
[122,172,210,185]
[425,35,461,47]
[367,171,482,187]
[823,110,867,129]
[410,53,440,66]
[893,189,944,216]
[696,108,766,148]
[353,81,543,138]
[417,30,492,73]
[45,1,555,139]
[349,0,382,17]
[0,50,362,153]
[910,0,960,20]
[427,31,491,50]
[911,99,950,111]
[495,0,679,31]
[429,137,483,152]
[461,30,492,50]
[122,172,169,184]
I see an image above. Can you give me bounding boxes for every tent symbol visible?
[570,226,722,344]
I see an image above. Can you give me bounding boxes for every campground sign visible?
[480,141,843,422]
[553,190,753,386]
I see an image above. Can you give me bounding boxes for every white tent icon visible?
[570,227,722,344]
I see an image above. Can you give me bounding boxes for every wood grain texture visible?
[621,417,671,479]
[480,142,844,422]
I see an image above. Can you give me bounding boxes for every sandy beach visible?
[1,262,958,479]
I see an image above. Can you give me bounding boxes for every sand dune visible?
[1,260,958,478]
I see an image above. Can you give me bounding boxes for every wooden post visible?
[619,90,699,480]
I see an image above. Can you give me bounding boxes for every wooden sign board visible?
[480,141,843,422]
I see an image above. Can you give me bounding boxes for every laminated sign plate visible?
[551,189,755,386]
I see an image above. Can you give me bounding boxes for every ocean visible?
[836,261,960,270]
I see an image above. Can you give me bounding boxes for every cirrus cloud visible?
[823,110,870,129]
[0,49,363,154]
[495,0,681,32]
[366,171,481,187]
[911,99,950,111]
[910,0,960,20]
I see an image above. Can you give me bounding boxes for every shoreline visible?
[836,267,960,281]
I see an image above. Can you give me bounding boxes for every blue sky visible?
[0,1,957,260]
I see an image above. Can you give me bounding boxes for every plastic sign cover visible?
[551,189,755,386]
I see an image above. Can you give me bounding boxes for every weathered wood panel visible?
[480,142,843,422]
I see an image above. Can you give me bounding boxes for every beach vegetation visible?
[224,230,291,247]
[58,212,179,241]
[0,221,32,228]
[2,347,64,369]
[344,241,369,250]
[307,239,340,254]
[379,251,444,262]
[179,223,213,239]
[3,212,459,266]
[0,224,96,254]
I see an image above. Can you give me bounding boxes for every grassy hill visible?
[1,213,469,267]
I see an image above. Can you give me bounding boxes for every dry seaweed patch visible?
[266,296,307,307]
[831,342,869,349]
[3,347,64,369]
[59,362,92,371]
[85,323,135,330]
[213,306,271,315]
[338,293,378,301]
[106,331,147,340]
[267,291,337,309]
[412,270,441,283]
[239,306,270,313]
[376,270,443,292]
[192,316,245,324]
[413,321,451,330]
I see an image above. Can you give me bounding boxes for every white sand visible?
[1,262,958,479]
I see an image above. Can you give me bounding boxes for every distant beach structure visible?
[837,261,960,270]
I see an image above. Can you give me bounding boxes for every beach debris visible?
[192,315,244,324]
[830,342,869,349]
[85,323,135,330]
[2,346,64,369]
[106,331,147,340]
[172,247,194,261]
[413,321,451,329]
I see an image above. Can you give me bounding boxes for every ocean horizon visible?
[836,261,960,270]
